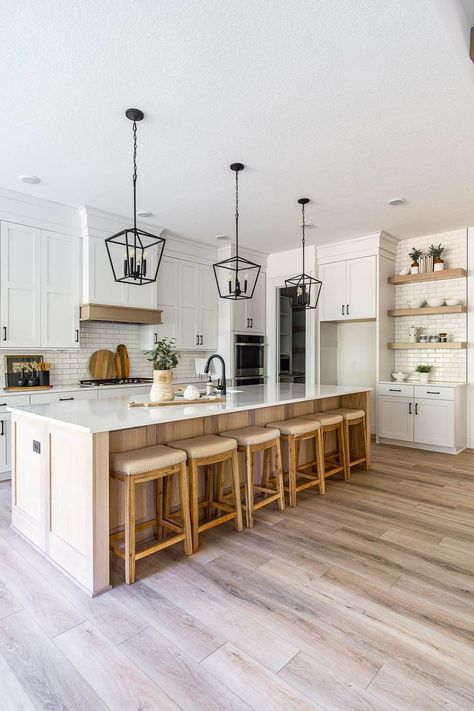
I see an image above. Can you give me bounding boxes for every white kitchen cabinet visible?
[140,256,180,350]
[377,383,466,454]
[319,256,376,322]
[232,271,266,334]
[0,413,11,480]
[0,222,80,349]
[179,261,217,350]
[0,222,42,347]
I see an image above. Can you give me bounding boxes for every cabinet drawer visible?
[414,386,455,401]
[0,394,30,411]
[378,383,414,398]
[30,390,97,405]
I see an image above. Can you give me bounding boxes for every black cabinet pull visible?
[200,335,203,345]
[59,397,74,401]
[415,403,418,415]
[196,334,199,346]
[342,305,345,316]
[154,333,158,344]
[426,391,440,395]
[346,304,350,315]
[409,402,412,414]
[389,388,401,392]
[0,403,7,406]
[0,421,4,436]
[75,329,79,343]
[250,318,253,328]
[247,318,250,328]
[2,327,6,341]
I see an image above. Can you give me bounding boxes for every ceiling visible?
[2,0,474,253]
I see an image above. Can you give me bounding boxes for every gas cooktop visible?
[79,378,153,387]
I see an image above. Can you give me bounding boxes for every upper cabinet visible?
[319,256,376,322]
[232,271,266,334]
[140,258,218,351]
[0,222,80,348]
[82,235,157,309]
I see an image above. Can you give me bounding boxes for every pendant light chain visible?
[235,167,239,257]
[301,200,305,276]
[132,120,138,233]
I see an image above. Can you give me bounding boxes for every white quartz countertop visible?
[0,380,203,396]
[378,380,466,387]
[7,383,371,434]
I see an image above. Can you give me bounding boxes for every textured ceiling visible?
[2,0,474,252]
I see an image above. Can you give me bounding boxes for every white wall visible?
[467,227,473,448]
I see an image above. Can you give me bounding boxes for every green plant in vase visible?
[408,247,423,274]
[415,363,433,384]
[145,337,180,402]
[428,243,445,271]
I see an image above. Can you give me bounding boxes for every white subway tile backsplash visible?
[0,322,213,387]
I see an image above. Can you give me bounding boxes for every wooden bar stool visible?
[302,412,349,482]
[168,434,243,552]
[220,426,285,528]
[323,408,368,475]
[265,418,325,507]
[110,444,193,584]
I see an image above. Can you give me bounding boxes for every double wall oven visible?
[233,334,265,386]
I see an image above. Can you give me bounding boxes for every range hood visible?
[80,304,162,325]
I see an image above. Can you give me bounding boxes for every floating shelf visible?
[388,342,467,350]
[387,305,467,317]
[388,268,467,285]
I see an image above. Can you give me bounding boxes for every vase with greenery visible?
[145,337,179,402]
[415,363,432,384]
[428,243,445,271]
[408,247,423,274]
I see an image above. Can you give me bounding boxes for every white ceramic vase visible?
[149,370,174,402]
[418,372,429,384]
[433,260,445,271]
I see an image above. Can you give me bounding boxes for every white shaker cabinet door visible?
[156,256,180,344]
[41,232,80,348]
[0,415,10,479]
[248,272,266,333]
[87,236,127,305]
[318,261,347,321]
[199,265,218,350]
[377,396,413,441]
[0,222,42,347]
[414,398,454,448]
[346,256,376,320]
[179,262,200,349]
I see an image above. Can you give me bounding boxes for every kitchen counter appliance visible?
[234,334,265,386]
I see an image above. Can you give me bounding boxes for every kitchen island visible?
[8,383,371,595]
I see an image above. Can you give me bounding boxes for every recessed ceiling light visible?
[19,175,41,184]
[137,210,152,218]
[388,198,407,206]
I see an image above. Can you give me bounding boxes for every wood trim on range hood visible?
[80,304,162,325]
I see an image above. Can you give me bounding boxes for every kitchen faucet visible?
[204,354,226,396]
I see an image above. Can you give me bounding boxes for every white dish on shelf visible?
[426,298,445,307]
[391,372,408,382]
[445,298,460,306]
[407,299,425,309]
[398,268,410,276]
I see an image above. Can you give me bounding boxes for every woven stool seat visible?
[168,434,236,459]
[221,426,280,446]
[302,412,343,426]
[323,407,365,421]
[110,445,185,476]
[266,418,320,436]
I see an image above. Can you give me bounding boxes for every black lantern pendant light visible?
[213,163,261,300]
[285,198,322,310]
[105,109,165,285]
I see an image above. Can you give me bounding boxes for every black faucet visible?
[204,354,226,396]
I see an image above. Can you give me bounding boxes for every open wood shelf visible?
[387,305,466,317]
[388,342,467,350]
[388,268,466,285]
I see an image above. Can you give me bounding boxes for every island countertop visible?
[8,383,372,434]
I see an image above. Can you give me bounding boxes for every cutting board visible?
[115,344,130,379]
[89,349,116,379]
[128,398,225,408]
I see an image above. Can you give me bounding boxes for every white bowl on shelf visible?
[445,298,460,306]
[426,298,445,307]
[407,299,425,309]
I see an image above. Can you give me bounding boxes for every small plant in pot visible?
[145,337,179,402]
[408,247,423,274]
[428,243,445,271]
[415,363,432,384]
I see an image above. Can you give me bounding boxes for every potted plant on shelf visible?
[408,247,423,274]
[415,363,432,384]
[428,243,445,271]
[145,337,179,402]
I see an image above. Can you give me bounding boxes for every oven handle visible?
[234,343,265,347]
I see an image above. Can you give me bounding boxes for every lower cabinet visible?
[377,383,466,454]
[0,413,11,480]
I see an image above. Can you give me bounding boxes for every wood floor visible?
[1,443,474,710]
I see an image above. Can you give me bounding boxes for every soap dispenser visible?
[206,377,214,396]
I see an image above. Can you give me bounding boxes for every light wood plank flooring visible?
[1,443,474,710]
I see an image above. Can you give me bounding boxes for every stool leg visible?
[362,416,369,470]
[231,450,244,532]
[189,460,200,553]
[155,477,164,541]
[316,429,326,495]
[274,439,285,511]
[244,445,254,528]
[288,435,297,507]
[178,462,193,556]
[339,423,350,481]
[125,476,136,584]
[216,460,224,502]
[262,447,270,488]
[207,465,215,519]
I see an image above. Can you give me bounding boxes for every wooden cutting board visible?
[89,349,116,379]
[115,344,130,379]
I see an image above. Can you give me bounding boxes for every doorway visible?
[278,287,306,384]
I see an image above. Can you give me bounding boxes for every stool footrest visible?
[199,511,237,533]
